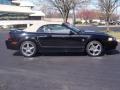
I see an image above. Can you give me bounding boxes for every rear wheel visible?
[86,41,103,57]
[20,41,37,57]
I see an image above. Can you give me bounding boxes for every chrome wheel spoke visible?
[22,47,27,51]
[89,48,94,51]
[30,47,34,50]
[26,43,30,48]
[92,51,96,56]
[95,48,100,52]
[95,44,100,49]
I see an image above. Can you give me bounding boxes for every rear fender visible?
[18,37,41,50]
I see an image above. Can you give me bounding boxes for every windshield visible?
[62,23,81,33]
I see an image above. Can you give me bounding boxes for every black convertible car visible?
[6,23,118,57]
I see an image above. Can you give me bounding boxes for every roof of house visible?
[12,0,35,7]
[0,4,45,17]
[0,4,32,14]
[30,11,45,17]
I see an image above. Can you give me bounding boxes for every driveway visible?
[0,30,120,90]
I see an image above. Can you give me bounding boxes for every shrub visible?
[75,21,82,24]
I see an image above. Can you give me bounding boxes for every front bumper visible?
[105,40,118,50]
[6,40,19,50]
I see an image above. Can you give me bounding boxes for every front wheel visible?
[86,41,103,57]
[20,41,37,57]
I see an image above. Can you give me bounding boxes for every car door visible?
[37,24,71,48]
[37,24,85,50]
[49,24,86,50]
[37,25,54,48]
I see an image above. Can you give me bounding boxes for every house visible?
[0,0,45,20]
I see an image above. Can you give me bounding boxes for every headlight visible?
[108,37,113,41]
[108,37,116,41]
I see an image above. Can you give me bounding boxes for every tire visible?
[20,41,37,57]
[86,41,103,57]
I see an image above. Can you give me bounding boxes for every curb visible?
[97,25,120,28]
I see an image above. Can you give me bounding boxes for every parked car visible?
[6,23,118,57]
[99,20,106,25]
[109,20,117,25]
[109,20,120,25]
[116,20,120,25]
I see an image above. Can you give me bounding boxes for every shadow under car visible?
[13,50,120,57]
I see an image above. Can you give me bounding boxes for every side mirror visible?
[69,31,74,35]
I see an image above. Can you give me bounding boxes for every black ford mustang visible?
[6,23,118,57]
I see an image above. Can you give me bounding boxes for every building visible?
[0,0,45,20]
[0,0,11,5]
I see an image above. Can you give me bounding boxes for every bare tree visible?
[98,0,120,31]
[48,0,87,23]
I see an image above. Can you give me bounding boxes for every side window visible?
[37,24,71,34]
[37,25,50,33]
[48,25,71,34]
[37,26,45,33]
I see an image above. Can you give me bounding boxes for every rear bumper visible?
[5,40,19,50]
[105,40,118,50]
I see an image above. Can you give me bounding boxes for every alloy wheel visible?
[20,41,36,57]
[86,41,103,56]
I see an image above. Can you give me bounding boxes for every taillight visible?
[6,34,17,45]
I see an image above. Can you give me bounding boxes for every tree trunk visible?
[63,16,68,23]
[106,21,110,32]
[106,15,110,32]
[72,6,76,25]
[62,11,69,23]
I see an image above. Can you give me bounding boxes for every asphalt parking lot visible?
[0,30,120,90]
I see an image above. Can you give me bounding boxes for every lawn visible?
[106,31,120,41]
